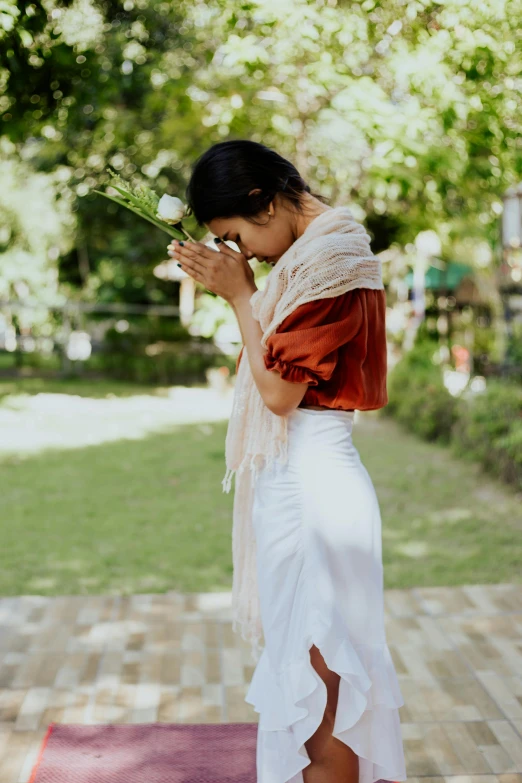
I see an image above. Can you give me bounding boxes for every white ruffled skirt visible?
[245,406,407,783]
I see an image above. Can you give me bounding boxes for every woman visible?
[166,140,406,783]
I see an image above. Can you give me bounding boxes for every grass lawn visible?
[1,377,520,598]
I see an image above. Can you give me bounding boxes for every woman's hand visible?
[167,238,257,305]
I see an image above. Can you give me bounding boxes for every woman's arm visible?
[232,288,308,417]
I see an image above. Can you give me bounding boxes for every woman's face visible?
[206,194,296,266]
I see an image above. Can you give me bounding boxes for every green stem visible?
[181,226,197,242]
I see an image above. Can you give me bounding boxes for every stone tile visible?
[442,722,503,774]
[15,687,52,731]
[415,586,479,616]
[403,735,445,776]
[61,688,90,723]
[0,689,27,724]
[130,682,161,723]
[177,685,207,722]
[0,729,34,783]
[205,647,222,685]
[180,649,205,687]
[443,777,499,783]
[156,685,181,723]
[137,650,164,685]
[481,585,522,614]
[384,588,425,617]
[463,585,521,615]
[40,688,71,726]
[159,652,181,686]
[398,676,504,722]
[387,615,454,649]
[438,617,522,678]
[225,684,259,723]
[92,684,119,723]
[18,732,45,783]
[203,620,222,648]
[488,721,522,770]
[0,584,521,783]
[181,622,205,652]
[475,673,522,720]
[221,646,245,687]
[194,591,234,618]
[422,723,467,775]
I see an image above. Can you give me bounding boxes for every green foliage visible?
[504,322,522,381]
[2,0,522,382]
[104,317,192,347]
[385,339,459,443]
[90,349,235,385]
[473,323,499,376]
[386,338,522,489]
[189,291,237,339]
[0,137,75,304]
[94,318,235,383]
[452,380,522,459]
[494,421,522,487]
[2,0,522,300]
[451,379,522,487]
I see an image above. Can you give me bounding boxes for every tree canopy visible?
[1,0,521,304]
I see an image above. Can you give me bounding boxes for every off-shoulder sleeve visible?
[264,289,364,386]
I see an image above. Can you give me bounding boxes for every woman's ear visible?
[248,188,275,220]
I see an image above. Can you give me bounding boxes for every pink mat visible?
[30,722,258,783]
[30,721,399,783]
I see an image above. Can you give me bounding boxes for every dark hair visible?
[185,139,330,226]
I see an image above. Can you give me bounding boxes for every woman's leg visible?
[303,644,360,783]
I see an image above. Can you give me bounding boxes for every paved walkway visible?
[0,584,521,783]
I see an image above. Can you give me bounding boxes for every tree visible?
[1,0,521,306]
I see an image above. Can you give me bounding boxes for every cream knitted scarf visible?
[221,205,384,662]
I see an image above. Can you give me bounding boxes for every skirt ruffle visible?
[245,617,407,783]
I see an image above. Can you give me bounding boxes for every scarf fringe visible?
[222,437,288,496]
[232,615,264,663]
[222,467,234,494]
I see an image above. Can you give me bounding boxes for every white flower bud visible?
[156,194,186,223]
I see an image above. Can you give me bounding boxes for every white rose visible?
[156,194,186,223]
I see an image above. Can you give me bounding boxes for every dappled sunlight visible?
[395,541,430,559]
[27,576,58,591]
[0,385,233,458]
[46,558,86,572]
[427,507,474,525]
[136,573,171,590]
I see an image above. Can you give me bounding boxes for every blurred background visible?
[1,0,521,599]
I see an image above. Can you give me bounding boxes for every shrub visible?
[385,340,458,443]
[451,380,522,488]
[494,420,522,488]
[88,318,235,384]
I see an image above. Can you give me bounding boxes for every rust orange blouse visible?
[235,287,388,411]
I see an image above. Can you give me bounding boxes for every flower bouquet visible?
[93,167,195,241]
